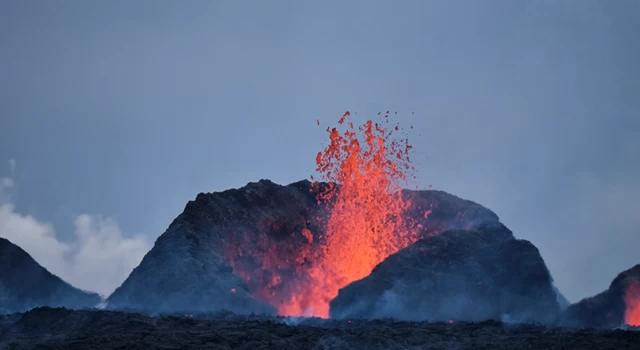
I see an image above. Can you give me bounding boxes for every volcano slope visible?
[562,264,640,328]
[107,179,561,322]
[0,238,101,314]
[330,225,560,323]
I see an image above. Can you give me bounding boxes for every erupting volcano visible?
[625,282,640,327]
[303,111,419,317]
[226,111,422,318]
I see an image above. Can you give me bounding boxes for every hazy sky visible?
[0,1,638,300]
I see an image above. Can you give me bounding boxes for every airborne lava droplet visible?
[338,111,350,124]
[302,228,314,244]
[625,281,640,326]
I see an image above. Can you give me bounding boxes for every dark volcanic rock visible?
[105,214,277,315]
[562,264,640,328]
[1,307,639,350]
[107,179,504,316]
[106,180,322,314]
[0,238,101,314]
[329,225,561,324]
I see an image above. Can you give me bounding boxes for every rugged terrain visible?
[0,307,639,350]
[0,238,101,314]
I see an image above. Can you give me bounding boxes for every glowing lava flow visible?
[280,110,418,317]
[625,281,640,326]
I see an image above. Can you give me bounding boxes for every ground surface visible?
[0,308,639,349]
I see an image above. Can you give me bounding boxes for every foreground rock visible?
[0,308,638,350]
[562,264,640,328]
[330,225,561,324]
[0,238,101,314]
[108,179,503,315]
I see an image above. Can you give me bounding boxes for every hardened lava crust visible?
[0,307,638,350]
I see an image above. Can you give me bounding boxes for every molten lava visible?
[625,281,640,326]
[271,110,417,317]
[297,111,418,317]
[225,111,419,318]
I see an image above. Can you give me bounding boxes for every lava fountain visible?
[298,111,419,317]
[270,110,418,318]
[625,281,640,326]
[225,111,421,318]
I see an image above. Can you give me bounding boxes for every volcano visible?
[106,179,561,321]
[561,264,640,328]
[108,112,563,320]
[0,237,101,314]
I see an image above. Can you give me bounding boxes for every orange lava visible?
[625,281,640,326]
[260,110,417,317]
[225,110,419,318]
[295,111,417,317]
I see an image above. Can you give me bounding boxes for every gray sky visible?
[0,0,638,300]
